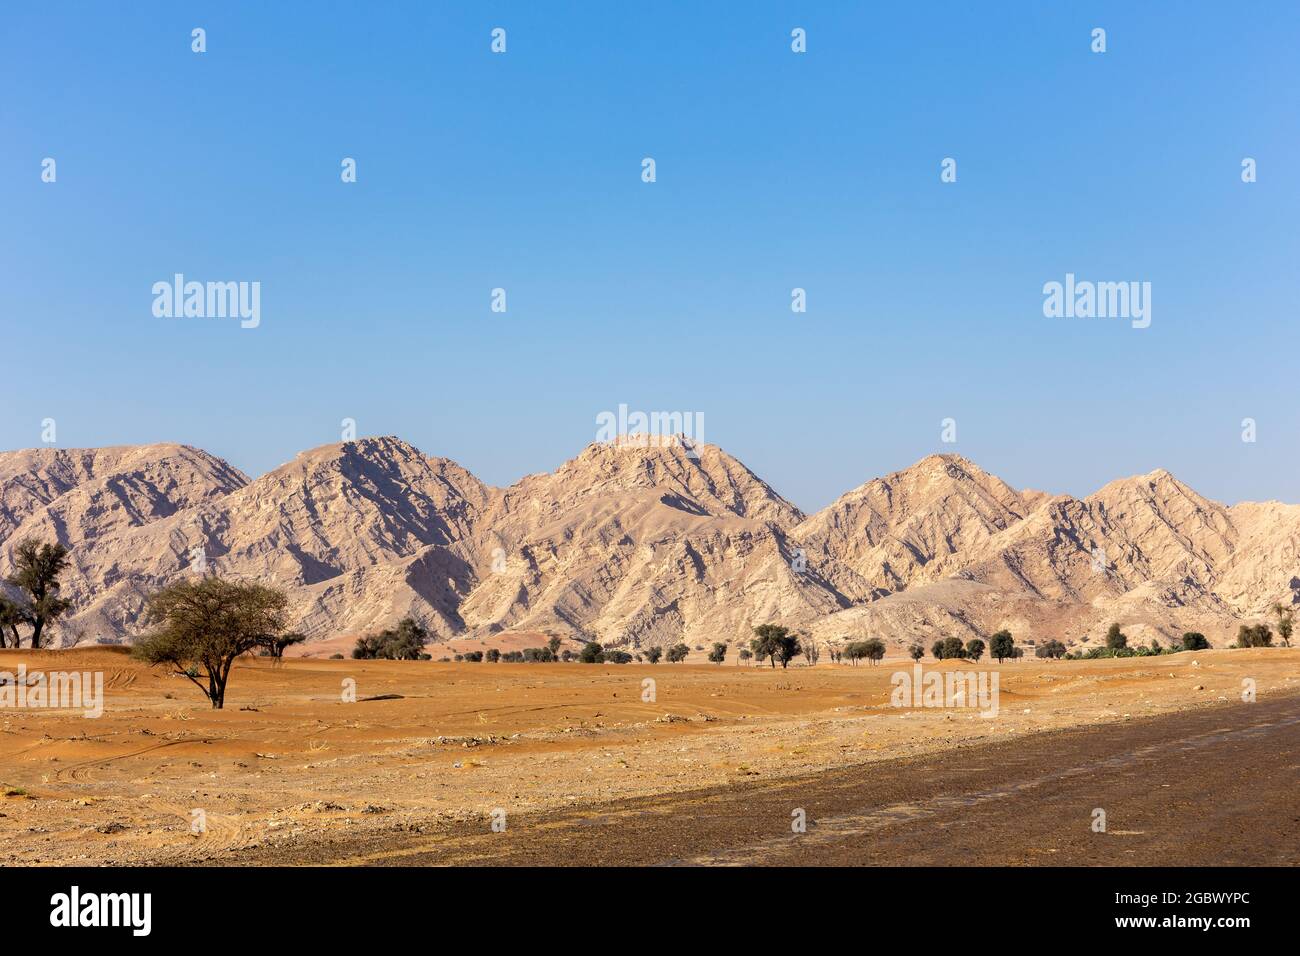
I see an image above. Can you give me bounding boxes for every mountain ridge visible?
[0,438,1294,650]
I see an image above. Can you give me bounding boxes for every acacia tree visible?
[352,618,428,660]
[0,596,24,648]
[132,577,289,709]
[665,643,690,662]
[989,630,1015,663]
[1273,604,1294,648]
[1104,623,1129,650]
[801,637,820,666]
[1236,624,1273,648]
[750,624,801,669]
[750,624,783,668]
[1035,639,1067,659]
[266,632,306,659]
[965,638,985,662]
[863,638,886,666]
[940,637,966,659]
[6,538,72,648]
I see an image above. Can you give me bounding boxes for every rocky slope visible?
[458,437,842,647]
[0,444,248,546]
[0,439,1294,650]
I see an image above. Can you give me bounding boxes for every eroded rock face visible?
[0,444,249,547]
[1,438,1295,650]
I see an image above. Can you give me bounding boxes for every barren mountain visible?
[459,437,842,647]
[790,454,1048,601]
[23,437,491,643]
[0,439,1294,651]
[0,443,247,546]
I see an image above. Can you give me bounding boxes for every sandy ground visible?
[1,646,1296,865]
[241,693,1300,866]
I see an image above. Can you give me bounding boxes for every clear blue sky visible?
[2,2,1297,511]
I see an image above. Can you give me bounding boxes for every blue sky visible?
[2,1,1297,511]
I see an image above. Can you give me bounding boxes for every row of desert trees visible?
[742,627,1013,667]
[348,629,704,665]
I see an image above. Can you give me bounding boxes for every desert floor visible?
[1,646,1297,865]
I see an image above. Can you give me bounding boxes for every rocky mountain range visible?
[1,437,1296,651]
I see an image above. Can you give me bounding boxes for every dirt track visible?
[212,692,1300,866]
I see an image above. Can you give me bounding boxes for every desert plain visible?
[2,645,1297,866]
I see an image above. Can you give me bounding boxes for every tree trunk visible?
[212,662,232,709]
[30,618,43,649]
